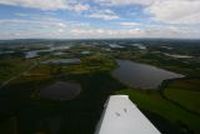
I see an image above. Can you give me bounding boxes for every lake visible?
[42,58,81,65]
[25,51,38,58]
[40,81,81,101]
[24,45,71,59]
[112,60,184,89]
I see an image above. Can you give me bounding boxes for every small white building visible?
[95,95,161,134]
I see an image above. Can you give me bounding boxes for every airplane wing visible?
[95,95,161,134]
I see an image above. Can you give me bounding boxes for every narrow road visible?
[0,55,54,90]
[0,61,38,90]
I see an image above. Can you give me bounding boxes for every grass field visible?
[63,53,117,74]
[165,89,200,114]
[0,45,199,134]
[116,80,200,134]
[0,57,31,83]
[0,53,121,134]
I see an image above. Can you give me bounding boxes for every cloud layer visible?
[0,0,199,39]
[147,0,200,24]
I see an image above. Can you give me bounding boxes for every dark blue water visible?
[112,60,184,89]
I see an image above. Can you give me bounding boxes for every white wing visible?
[95,95,161,134]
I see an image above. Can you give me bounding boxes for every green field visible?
[164,79,200,114]
[63,53,117,74]
[116,78,200,134]
[0,57,32,83]
[0,41,200,134]
[0,53,121,134]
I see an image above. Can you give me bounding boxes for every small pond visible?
[42,58,81,65]
[40,81,81,101]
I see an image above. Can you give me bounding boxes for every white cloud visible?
[57,22,67,28]
[71,27,145,38]
[0,17,91,39]
[1,17,200,39]
[0,0,200,39]
[1,0,200,25]
[0,0,68,10]
[0,0,90,12]
[88,9,119,20]
[70,24,199,39]
[96,0,200,25]
[95,0,154,6]
[0,16,91,30]
[147,0,200,24]
[72,3,90,12]
[120,22,141,27]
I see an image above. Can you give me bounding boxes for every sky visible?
[0,0,200,39]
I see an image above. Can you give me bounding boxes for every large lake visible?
[112,60,184,89]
